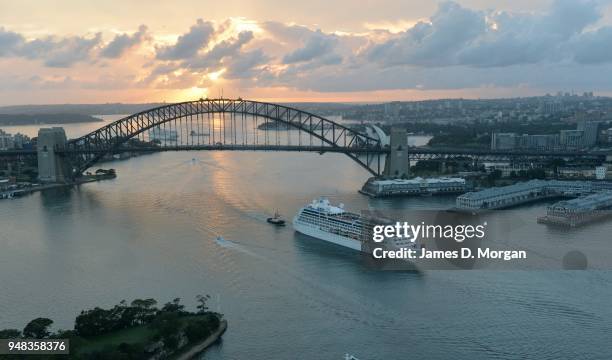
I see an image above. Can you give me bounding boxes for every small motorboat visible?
[267,210,286,226]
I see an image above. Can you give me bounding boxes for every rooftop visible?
[373,177,465,185]
[550,191,612,210]
[458,180,594,201]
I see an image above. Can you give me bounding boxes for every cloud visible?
[282,30,338,64]
[261,21,315,43]
[224,49,270,79]
[367,1,486,67]
[0,27,101,67]
[572,26,612,64]
[456,0,603,67]
[18,33,102,67]
[156,19,215,60]
[185,31,254,69]
[0,27,24,56]
[4,0,612,101]
[366,0,605,68]
[100,25,149,58]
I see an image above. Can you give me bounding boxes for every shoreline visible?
[0,175,116,200]
[174,319,228,360]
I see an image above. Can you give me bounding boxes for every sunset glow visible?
[1,0,612,105]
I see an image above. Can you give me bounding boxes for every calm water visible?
[1,120,612,359]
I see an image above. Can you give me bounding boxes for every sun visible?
[207,69,226,81]
[190,86,208,98]
[173,86,208,101]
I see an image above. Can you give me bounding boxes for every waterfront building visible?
[456,180,603,210]
[517,134,559,151]
[540,191,612,227]
[362,177,465,197]
[491,133,517,150]
[491,132,561,151]
[489,163,536,178]
[559,130,584,149]
[557,167,596,179]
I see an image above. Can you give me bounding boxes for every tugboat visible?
[267,210,286,226]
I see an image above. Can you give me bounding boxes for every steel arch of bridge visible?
[64,98,384,176]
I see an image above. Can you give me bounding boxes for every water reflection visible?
[0,146,611,359]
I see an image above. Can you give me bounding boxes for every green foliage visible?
[75,298,160,337]
[150,312,181,349]
[196,294,211,314]
[160,297,184,314]
[1,296,223,359]
[0,329,21,338]
[22,318,53,339]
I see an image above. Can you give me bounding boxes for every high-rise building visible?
[541,101,562,114]
[560,130,584,149]
[577,119,599,147]
[12,133,30,149]
[0,129,14,150]
[518,134,559,151]
[491,133,517,150]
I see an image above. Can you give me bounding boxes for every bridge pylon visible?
[383,128,410,178]
[37,127,70,183]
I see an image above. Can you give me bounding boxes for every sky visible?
[1,0,612,105]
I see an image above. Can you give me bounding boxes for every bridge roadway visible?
[1,146,608,159]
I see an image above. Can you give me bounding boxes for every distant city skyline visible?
[1,0,612,105]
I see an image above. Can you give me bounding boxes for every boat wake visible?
[214,236,264,259]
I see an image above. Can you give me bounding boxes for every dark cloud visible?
[0,27,24,56]
[456,0,602,67]
[224,49,270,79]
[572,27,612,64]
[185,31,254,69]
[18,33,102,67]
[367,0,605,68]
[3,0,612,96]
[100,25,149,58]
[1,28,100,68]
[156,19,215,60]
[367,1,486,67]
[282,30,338,64]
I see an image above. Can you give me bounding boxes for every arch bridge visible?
[57,98,390,178]
[11,98,606,183]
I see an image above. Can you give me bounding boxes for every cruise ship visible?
[292,198,417,253]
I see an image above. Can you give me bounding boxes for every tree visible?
[548,158,566,176]
[23,318,53,338]
[160,298,184,314]
[0,329,21,339]
[487,169,502,184]
[196,294,211,314]
[150,312,181,350]
[184,320,212,343]
[130,298,158,325]
[75,308,115,337]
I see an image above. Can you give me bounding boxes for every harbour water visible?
[1,120,612,359]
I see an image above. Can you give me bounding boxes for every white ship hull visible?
[293,221,362,251]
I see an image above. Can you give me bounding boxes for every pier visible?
[361,177,466,197]
[538,191,612,227]
[456,180,612,210]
